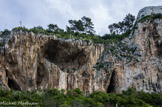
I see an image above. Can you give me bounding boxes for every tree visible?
[30,26,45,34]
[0,29,11,37]
[81,16,95,35]
[48,24,57,31]
[108,13,135,34]
[122,13,135,32]
[34,26,44,30]
[67,19,84,33]
[66,16,95,35]
[108,23,121,34]
[47,24,64,34]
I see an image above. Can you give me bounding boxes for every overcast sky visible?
[0,0,161,35]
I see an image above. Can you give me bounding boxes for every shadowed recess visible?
[43,40,89,71]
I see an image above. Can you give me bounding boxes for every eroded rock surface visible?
[137,6,162,20]
[97,19,162,93]
[0,32,104,95]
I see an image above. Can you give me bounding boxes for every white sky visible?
[0,0,161,35]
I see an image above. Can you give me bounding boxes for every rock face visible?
[0,6,162,94]
[98,18,162,93]
[0,32,104,95]
[137,6,162,20]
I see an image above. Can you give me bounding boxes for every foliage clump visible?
[136,13,162,23]
[0,14,137,45]
[132,13,162,31]
[0,87,161,107]
[1,13,161,46]
[0,29,11,37]
[108,13,135,34]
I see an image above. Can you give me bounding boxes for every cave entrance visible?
[6,70,21,90]
[43,39,89,71]
[36,63,48,88]
[8,78,21,90]
[107,70,116,93]
[157,42,162,57]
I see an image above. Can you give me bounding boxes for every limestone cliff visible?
[97,7,162,93]
[0,6,162,94]
[0,32,104,95]
[97,18,162,93]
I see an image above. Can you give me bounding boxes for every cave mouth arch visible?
[8,78,21,90]
[43,39,89,71]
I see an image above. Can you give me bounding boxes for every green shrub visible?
[0,41,5,47]
[102,30,131,43]
[29,26,46,34]
[0,87,161,106]
[134,13,162,27]
[12,27,29,32]
[0,29,11,37]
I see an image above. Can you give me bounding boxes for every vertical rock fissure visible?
[107,70,116,93]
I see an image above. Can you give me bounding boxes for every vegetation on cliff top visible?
[136,13,162,24]
[0,87,161,107]
[1,13,162,45]
[132,13,162,30]
[0,14,135,45]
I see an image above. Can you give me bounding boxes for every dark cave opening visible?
[43,39,89,71]
[107,70,116,93]
[36,63,48,87]
[6,70,21,90]
[8,78,21,90]
[157,42,162,56]
[44,40,60,63]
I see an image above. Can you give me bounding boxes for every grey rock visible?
[137,6,162,20]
